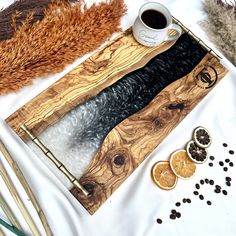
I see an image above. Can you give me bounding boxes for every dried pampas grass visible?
[0,0,56,41]
[0,0,126,94]
[0,0,77,41]
[202,0,236,65]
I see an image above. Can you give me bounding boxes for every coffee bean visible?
[215,185,221,190]
[156,218,162,224]
[209,180,214,185]
[194,191,199,195]
[219,161,224,166]
[207,201,212,205]
[223,167,228,172]
[209,162,213,167]
[225,159,230,163]
[199,195,204,200]
[170,214,176,220]
[186,198,191,203]
[200,180,204,185]
[229,162,234,167]
[229,150,234,155]
[223,143,228,147]
[195,183,200,189]
[175,202,181,207]
[210,156,215,161]
[226,177,232,182]
[226,182,231,187]
[205,179,209,184]
[176,212,181,218]
[215,188,221,193]
[183,198,187,203]
[171,209,176,214]
[222,190,228,195]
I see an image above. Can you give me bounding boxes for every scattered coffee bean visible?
[171,209,177,214]
[215,185,221,190]
[222,190,228,195]
[219,161,224,166]
[195,183,200,189]
[225,159,230,163]
[226,182,231,187]
[209,162,213,167]
[209,180,214,185]
[205,178,209,184]
[229,150,234,155]
[175,202,181,207]
[207,201,212,205]
[199,195,204,200]
[186,198,191,203]
[156,218,162,224]
[210,156,215,161]
[194,191,199,195]
[229,162,234,167]
[176,212,181,218]
[170,214,176,220]
[226,177,232,182]
[183,198,187,203]
[223,167,228,172]
[200,180,204,185]
[223,143,228,147]
[215,188,221,193]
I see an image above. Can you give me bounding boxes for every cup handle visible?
[166,23,182,41]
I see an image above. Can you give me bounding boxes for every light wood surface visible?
[70,53,228,214]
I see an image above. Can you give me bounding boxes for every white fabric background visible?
[0,0,236,235]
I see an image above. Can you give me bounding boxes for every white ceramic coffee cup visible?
[132,2,182,47]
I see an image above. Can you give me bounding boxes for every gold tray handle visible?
[20,125,89,197]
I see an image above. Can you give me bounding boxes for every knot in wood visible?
[153,118,162,127]
[114,154,125,166]
[83,183,95,195]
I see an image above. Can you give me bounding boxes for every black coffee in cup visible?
[141,10,167,29]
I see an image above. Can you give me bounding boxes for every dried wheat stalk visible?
[0,192,22,231]
[0,0,126,94]
[0,139,52,236]
[0,226,6,236]
[0,159,40,236]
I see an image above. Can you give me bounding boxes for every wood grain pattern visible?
[70,53,228,214]
[6,29,177,141]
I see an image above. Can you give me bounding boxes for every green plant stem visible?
[0,218,25,236]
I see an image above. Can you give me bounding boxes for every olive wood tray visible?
[6,20,228,214]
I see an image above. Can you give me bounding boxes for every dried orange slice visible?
[170,149,196,179]
[193,126,212,148]
[151,161,178,190]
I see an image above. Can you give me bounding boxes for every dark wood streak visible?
[168,102,186,110]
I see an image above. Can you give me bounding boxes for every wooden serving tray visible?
[6,29,177,141]
[6,24,228,214]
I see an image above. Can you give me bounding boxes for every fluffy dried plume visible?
[202,0,236,65]
[0,0,77,41]
[0,0,126,94]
